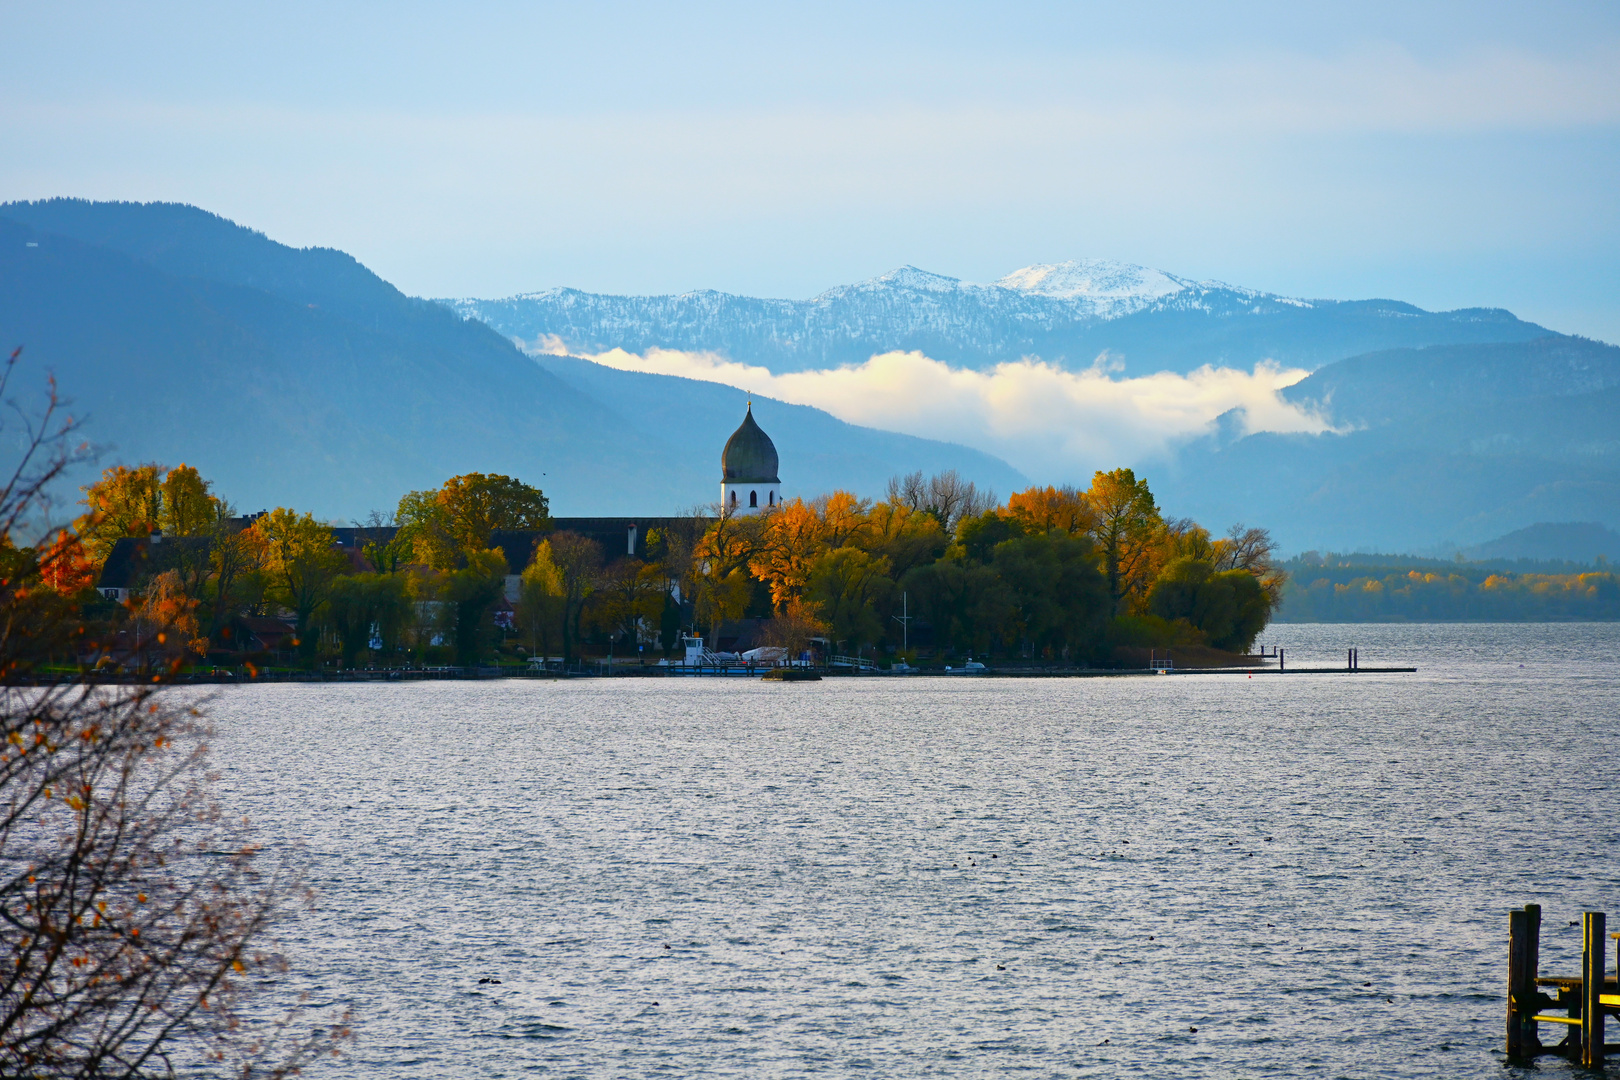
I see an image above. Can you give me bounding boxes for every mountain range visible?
[447,263,1552,375]
[1155,334,1620,551]
[0,199,1023,523]
[3,198,1614,556]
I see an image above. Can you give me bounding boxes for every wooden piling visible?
[1582,911,1605,1067]
[1507,904,1542,1060]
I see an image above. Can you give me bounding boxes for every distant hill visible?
[1461,522,1620,564]
[1152,336,1620,552]
[0,199,1024,520]
[445,262,1552,376]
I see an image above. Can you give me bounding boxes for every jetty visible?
[1506,904,1619,1065]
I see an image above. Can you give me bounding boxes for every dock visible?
[1506,904,1620,1065]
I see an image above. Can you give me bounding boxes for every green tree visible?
[805,547,896,649]
[444,548,508,667]
[990,531,1110,660]
[903,556,1012,658]
[1147,556,1273,652]
[326,572,412,667]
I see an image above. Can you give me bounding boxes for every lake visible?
[208,623,1620,1078]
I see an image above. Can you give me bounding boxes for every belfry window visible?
[730,490,738,508]
[768,490,774,506]
[749,490,758,507]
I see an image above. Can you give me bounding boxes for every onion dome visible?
[721,404,779,484]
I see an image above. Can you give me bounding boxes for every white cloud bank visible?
[564,346,1335,484]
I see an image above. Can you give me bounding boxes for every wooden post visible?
[1507,904,1542,1060]
[1582,911,1605,1067]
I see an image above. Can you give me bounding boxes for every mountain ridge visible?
[446,262,1553,375]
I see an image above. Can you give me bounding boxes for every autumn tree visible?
[207,516,269,642]
[0,355,347,1074]
[748,498,824,611]
[398,473,550,568]
[1084,468,1164,613]
[249,509,346,660]
[1004,485,1096,535]
[813,491,872,549]
[516,540,567,659]
[862,500,948,580]
[592,559,667,656]
[36,530,97,596]
[74,464,163,566]
[159,464,220,537]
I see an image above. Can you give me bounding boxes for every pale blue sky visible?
[6,1,1618,340]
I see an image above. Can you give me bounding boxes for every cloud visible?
[573,347,1334,483]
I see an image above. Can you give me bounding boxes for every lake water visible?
[208,623,1620,1078]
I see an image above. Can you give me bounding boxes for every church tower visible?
[721,404,780,516]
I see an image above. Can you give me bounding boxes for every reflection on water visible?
[208,623,1620,1078]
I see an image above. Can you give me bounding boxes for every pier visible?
[1506,904,1620,1066]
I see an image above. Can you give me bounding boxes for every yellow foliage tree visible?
[75,464,163,566]
[159,464,221,537]
[748,498,825,611]
[1084,468,1164,613]
[249,508,345,657]
[1004,485,1096,535]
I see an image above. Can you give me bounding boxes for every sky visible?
[5,1,1619,342]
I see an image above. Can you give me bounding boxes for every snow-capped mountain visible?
[444,260,1550,375]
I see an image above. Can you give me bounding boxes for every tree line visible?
[1277,554,1620,622]
[22,457,1284,672]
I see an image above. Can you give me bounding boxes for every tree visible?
[75,464,163,567]
[758,597,828,662]
[326,573,411,667]
[956,510,1025,564]
[748,498,823,610]
[37,530,97,596]
[249,509,345,661]
[1004,485,1096,535]
[813,491,872,549]
[0,355,347,1074]
[1085,468,1164,613]
[444,548,508,667]
[394,489,457,571]
[159,464,219,537]
[592,559,666,655]
[515,540,566,660]
[861,500,948,580]
[548,532,602,668]
[903,556,1012,658]
[990,531,1110,660]
[805,548,895,649]
[358,510,413,575]
[693,568,752,637]
[886,470,994,534]
[1147,556,1274,652]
